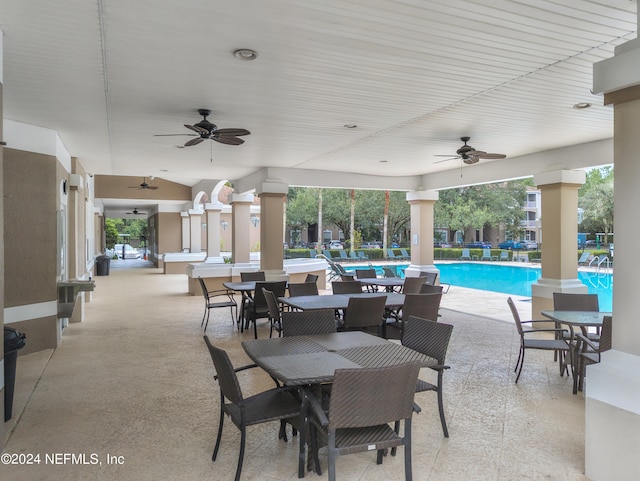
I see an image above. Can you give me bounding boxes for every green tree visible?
[579,167,614,243]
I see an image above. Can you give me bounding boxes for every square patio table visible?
[359,277,405,292]
[279,292,405,311]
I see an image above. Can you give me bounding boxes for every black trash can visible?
[4,326,27,421]
[96,255,111,276]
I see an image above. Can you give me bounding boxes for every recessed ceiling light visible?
[573,102,592,109]
[233,49,257,61]
[379,160,388,163]
[343,124,357,129]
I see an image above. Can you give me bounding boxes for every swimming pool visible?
[344,262,613,311]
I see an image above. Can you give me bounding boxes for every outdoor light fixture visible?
[233,48,257,60]
[251,216,260,227]
[220,220,228,231]
[573,102,592,109]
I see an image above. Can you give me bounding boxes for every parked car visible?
[109,244,141,259]
[328,240,344,249]
[361,242,380,249]
[391,242,400,248]
[498,240,523,250]
[584,240,598,248]
[434,241,452,248]
[521,240,538,250]
[467,241,492,249]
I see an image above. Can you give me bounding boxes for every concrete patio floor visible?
[3,263,590,481]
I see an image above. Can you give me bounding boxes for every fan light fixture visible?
[233,49,257,60]
[573,102,591,109]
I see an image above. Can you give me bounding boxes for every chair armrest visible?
[428,364,450,372]
[302,387,329,427]
[521,319,555,325]
[523,328,567,335]
[412,402,422,414]
[214,363,258,381]
[575,333,599,353]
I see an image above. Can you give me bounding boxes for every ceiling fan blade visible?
[154,133,198,137]
[145,186,159,190]
[434,154,458,157]
[215,128,251,136]
[213,136,244,145]
[185,124,209,135]
[477,153,507,159]
[434,156,458,164]
[184,137,205,147]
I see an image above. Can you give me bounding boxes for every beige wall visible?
[3,148,59,354]
[157,212,182,265]
[94,175,192,201]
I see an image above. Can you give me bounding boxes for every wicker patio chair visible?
[400,316,453,437]
[287,282,319,297]
[573,315,612,394]
[304,273,319,284]
[240,271,266,282]
[419,284,444,294]
[402,276,426,294]
[552,292,600,367]
[418,271,450,293]
[508,297,569,383]
[386,293,442,340]
[339,295,387,337]
[203,336,303,481]
[304,362,421,481]
[244,281,287,338]
[197,277,237,331]
[263,287,286,338]
[282,309,337,337]
[331,280,363,294]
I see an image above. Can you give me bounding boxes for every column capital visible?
[406,190,439,203]
[188,208,204,216]
[230,192,255,204]
[534,169,585,187]
[255,180,288,196]
[180,211,190,218]
[204,201,224,211]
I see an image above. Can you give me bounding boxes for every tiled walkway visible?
[3,264,590,480]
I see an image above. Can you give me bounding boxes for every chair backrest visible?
[349,251,360,260]
[419,284,443,294]
[253,281,287,308]
[402,316,453,365]
[343,295,387,330]
[328,362,420,429]
[355,268,377,279]
[401,293,442,322]
[507,297,525,337]
[482,248,491,257]
[418,271,438,285]
[401,249,410,258]
[282,309,337,336]
[387,249,397,258]
[553,292,599,311]
[332,280,363,294]
[198,276,210,300]
[578,252,590,263]
[287,282,319,297]
[500,251,509,260]
[241,271,266,282]
[305,273,319,284]
[599,315,613,352]
[262,288,282,322]
[462,248,470,256]
[383,266,397,278]
[402,276,426,294]
[203,336,243,403]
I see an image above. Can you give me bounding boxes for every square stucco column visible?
[530,170,586,319]
[230,193,253,264]
[256,181,288,279]
[205,201,223,262]
[188,209,203,253]
[180,212,190,252]
[583,38,640,481]
[403,190,439,278]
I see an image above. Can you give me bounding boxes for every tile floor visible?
[2,262,590,480]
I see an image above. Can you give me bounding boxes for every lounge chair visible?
[387,249,401,260]
[349,251,360,261]
[578,252,591,265]
[481,248,497,261]
[460,248,471,260]
[499,251,509,261]
[322,249,337,261]
[400,248,411,260]
[337,250,350,262]
[357,251,369,261]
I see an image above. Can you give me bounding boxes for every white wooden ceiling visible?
[0,0,636,193]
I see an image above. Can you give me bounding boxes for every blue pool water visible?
[344,262,613,311]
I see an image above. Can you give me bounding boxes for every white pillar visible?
[584,33,640,481]
[256,180,288,279]
[205,201,223,263]
[230,192,253,264]
[189,209,203,253]
[180,212,190,252]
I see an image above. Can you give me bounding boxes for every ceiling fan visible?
[126,208,146,215]
[129,177,158,190]
[434,137,506,165]
[154,109,251,147]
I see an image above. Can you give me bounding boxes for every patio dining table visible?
[279,292,405,311]
[358,277,405,292]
